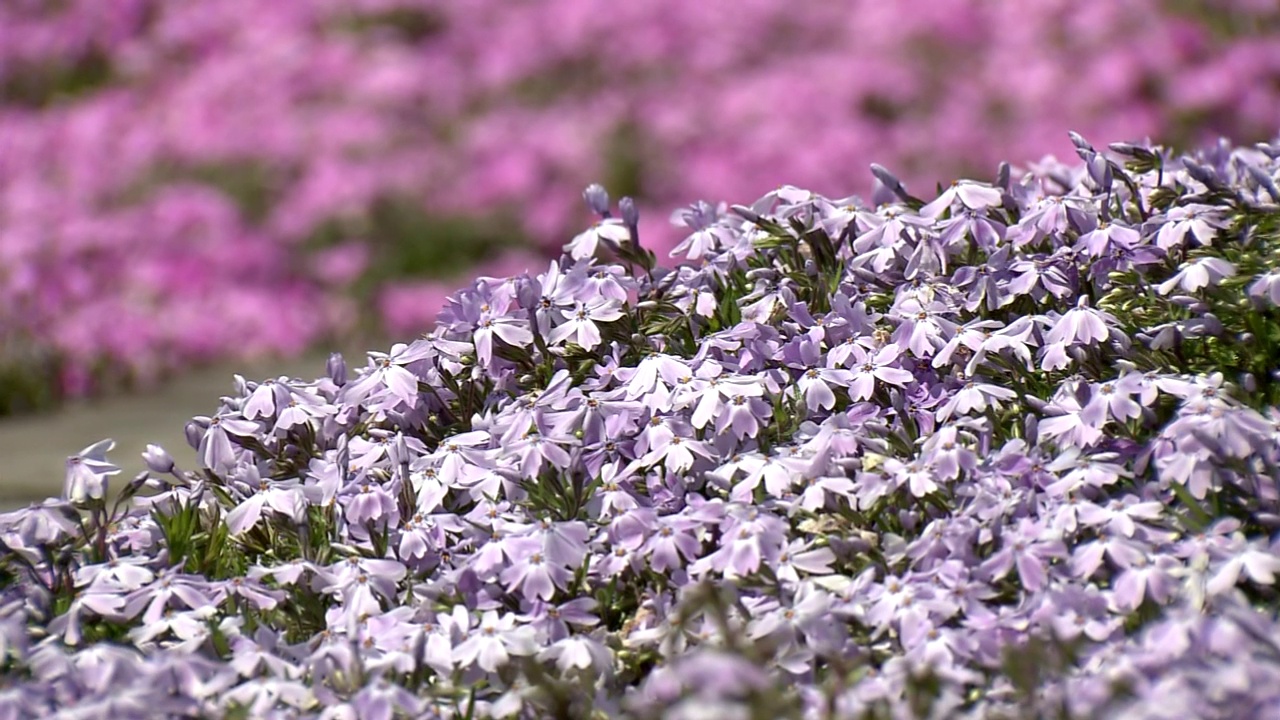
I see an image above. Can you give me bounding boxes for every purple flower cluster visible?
[5,133,1280,718]
[5,1,1280,398]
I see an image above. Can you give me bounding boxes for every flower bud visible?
[1088,153,1113,193]
[1255,513,1280,530]
[869,163,905,196]
[1068,131,1095,153]
[1247,164,1280,203]
[583,183,610,216]
[898,510,918,531]
[335,433,351,474]
[1109,141,1149,158]
[327,352,347,386]
[515,276,539,310]
[142,444,176,474]
[996,161,1011,191]
[1181,158,1221,189]
[184,418,208,450]
[729,204,762,223]
[620,196,639,227]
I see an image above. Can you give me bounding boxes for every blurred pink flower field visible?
[1,0,1278,410]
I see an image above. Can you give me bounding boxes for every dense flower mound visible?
[7,134,1280,718]
[4,0,1280,401]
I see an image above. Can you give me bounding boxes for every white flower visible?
[1157,257,1236,295]
[63,439,119,505]
[565,218,630,260]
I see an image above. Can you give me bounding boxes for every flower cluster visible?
[5,133,1280,718]
[4,0,1280,403]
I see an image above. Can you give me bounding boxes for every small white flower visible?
[1157,257,1236,295]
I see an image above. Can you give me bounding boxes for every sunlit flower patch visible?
[5,133,1280,718]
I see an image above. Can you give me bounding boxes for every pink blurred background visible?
[1,0,1277,412]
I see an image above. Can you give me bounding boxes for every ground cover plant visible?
[3,0,1280,409]
[5,132,1280,718]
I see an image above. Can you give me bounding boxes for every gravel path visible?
[0,352,342,509]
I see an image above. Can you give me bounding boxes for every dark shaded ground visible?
[0,352,345,510]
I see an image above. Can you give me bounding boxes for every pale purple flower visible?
[950,248,1012,311]
[225,473,307,535]
[863,574,941,643]
[507,428,575,477]
[1038,394,1105,448]
[500,549,571,602]
[75,554,156,593]
[320,557,406,617]
[890,297,956,358]
[128,606,216,650]
[347,341,433,404]
[1248,269,1280,307]
[1080,377,1143,428]
[715,392,773,441]
[920,425,979,481]
[540,634,613,676]
[1110,554,1177,612]
[882,457,940,498]
[547,299,624,350]
[1206,544,1280,597]
[565,218,630,260]
[241,378,291,421]
[521,597,599,643]
[123,570,216,625]
[980,519,1066,592]
[197,415,260,473]
[63,439,120,505]
[453,610,537,672]
[725,451,809,501]
[935,378,1017,422]
[50,589,126,645]
[771,539,836,584]
[642,514,704,573]
[794,474,857,511]
[921,179,1004,218]
[789,348,854,413]
[670,223,732,262]
[1157,257,1236,295]
[431,429,492,486]
[272,393,333,435]
[1014,194,1096,243]
[938,208,1006,253]
[637,429,716,474]
[1076,221,1140,257]
[671,284,719,318]
[339,478,399,528]
[470,520,540,579]
[473,305,535,366]
[1154,204,1229,249]
[746,583,836,647]
[530,259,587,336]
[217,575,285,612]
[847,344,914,400]
[690,372,764,430]
[1005,254,1074,302]
[1044,297,1116,346]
